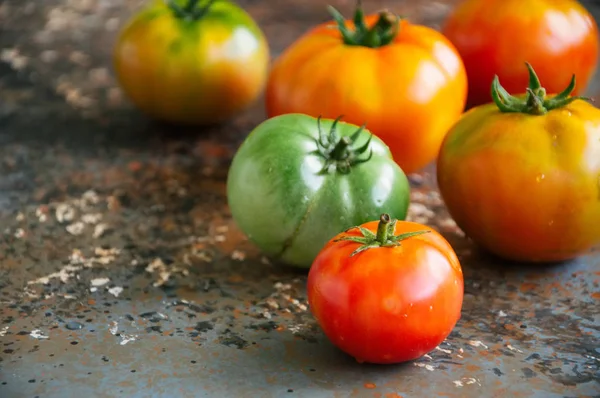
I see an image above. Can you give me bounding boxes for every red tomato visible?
[307,214,464,364]
[442,0,599,108]
[265,4,467,174]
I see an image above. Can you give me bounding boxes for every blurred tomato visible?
[113,0,270,125]
[443,0,599,108]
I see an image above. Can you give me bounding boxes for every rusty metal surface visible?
[0,0,599,397]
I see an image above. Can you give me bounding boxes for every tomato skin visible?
[307,219,464,364]
[442,0,599,108]
[437,99,600,263]
[226,114,411,268]
[113,0,270,125]
[265,15,468,174]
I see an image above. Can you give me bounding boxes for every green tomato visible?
[226,113,411,268]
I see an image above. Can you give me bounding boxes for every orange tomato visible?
[437,63,600,262]
[113,0,270,125]
[307,214,464,364]
[443,0,599,108]
[265,5,468,174]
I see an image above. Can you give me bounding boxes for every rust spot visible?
[519,283,539,292]
[364,383,376,389]
[128,161,142,172]
[465,364,481,372]
[385,394,403,398]
[591,292,600,299]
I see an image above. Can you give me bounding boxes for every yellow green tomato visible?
[226,114,412,268]
[113,0,270,125]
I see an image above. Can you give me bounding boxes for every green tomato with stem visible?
[226,113,411,268]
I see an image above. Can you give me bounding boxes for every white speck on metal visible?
[30,329,49,339]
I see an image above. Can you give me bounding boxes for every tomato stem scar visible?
[334,213,430,256]
[491,62,591,115]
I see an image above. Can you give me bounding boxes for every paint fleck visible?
[145,257,189,287]
[0,326,8,336]
[30,330,49,339]
[91,277,110,287]
[415,363,435,371]
[109,321,118,335]
[119,334,138,345]
[66,221,85,235]
[364,383,376,389]
[506,344,523,353]
[468,340,489,349]
[108,286,123,297]
[231,250,246,261]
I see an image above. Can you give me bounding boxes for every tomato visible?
[442,0,599,109]
[265,4,467,174]
[307,214,464,364]
[113,0,270,125]
[226,114,411,268]
[437,63,600,263]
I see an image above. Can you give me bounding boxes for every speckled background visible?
[0,0,599,397]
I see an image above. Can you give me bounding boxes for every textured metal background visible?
[0,0,599,397]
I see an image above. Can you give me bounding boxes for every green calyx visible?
[491,62,590,115]
[335,213,430,256]
[168,0,216,20]
[328,0,400,48]
[315,115,373,174]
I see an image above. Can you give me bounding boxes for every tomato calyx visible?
[169,0,216,21]
[335,213,430,256]
[328,1,400,48]
[491,62,590,115]
[315,116,373,174]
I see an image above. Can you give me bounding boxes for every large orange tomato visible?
[265,4,468,174]
[442,0,599,108]
[307,214,464,364]
[113,0,270,125]
[437,63,600,263]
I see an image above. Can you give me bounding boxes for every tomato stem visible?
[169,0,217,20]
[328,1,400,48]
[315,115,373,174]
[491,62,590,115]
[335,214,430,256]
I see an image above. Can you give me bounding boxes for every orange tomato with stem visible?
[265,3,468,174]
[442,0,599,108]
[307,214,464,364]
[437,63,600,263]
[113,0,270,125]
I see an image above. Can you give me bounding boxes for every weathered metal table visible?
[1,0,599,397]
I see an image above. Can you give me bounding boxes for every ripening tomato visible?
[442,0,599,108]
[265,4,467,174]
[437,63,600,263]
[113,0,270,125]
[307,214,464,364]
[227,114,411,268]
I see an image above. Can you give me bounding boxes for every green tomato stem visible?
[491,62,590,115]
[315,116,373,174]
[328,1,400,48]
[375,213,391,243]
[335,213,431,256]
[169,0,217,20]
